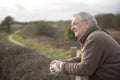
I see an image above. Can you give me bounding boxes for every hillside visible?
[18,21,81,52]
[0,31,74,80]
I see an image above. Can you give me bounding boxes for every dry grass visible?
[0,44,50,80]
[107,28,120,44]
[0,36,74,80]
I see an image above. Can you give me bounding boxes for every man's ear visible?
[85,19,90,28]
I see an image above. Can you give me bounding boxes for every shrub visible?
[19,21,56,38]
[0,43,50,80]
[65,27,76,40]
[35,21,56,37]
[0,43,74,80]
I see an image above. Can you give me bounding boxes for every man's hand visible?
[49,60,63,74]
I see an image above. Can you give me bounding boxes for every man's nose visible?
[71,26,74,31]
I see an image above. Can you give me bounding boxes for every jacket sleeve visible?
[63,57,81,63]
[62,35,103,76]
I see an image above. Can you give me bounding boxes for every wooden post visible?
[70,47,77,57]
[70,47,89,80]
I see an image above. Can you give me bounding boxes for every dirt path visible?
[8,30,25,47]
[8,30,59,59]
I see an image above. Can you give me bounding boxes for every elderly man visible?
[49,12,120,80]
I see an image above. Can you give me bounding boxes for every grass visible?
[2,31,14,45]
[12,34,71,59]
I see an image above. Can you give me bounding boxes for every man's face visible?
[71,16,89,39]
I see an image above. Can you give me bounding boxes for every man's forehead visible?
[71,17,80,24]
[71,19,75,25]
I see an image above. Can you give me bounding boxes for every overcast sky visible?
[0,0,120,22]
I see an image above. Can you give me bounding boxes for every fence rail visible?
[70,47,89,80]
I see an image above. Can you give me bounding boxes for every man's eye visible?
[75,23,78,25]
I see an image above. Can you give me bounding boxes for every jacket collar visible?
[78,26,101,44]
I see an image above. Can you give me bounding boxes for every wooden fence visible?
[70,47,89,80]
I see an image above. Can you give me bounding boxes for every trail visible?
[8,30,58,59]
[8,30,25,47]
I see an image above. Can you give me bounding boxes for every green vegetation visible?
[2,32,14,45]
[95,13,120,29]
[12,34,70,59]
[65,27,76,40]
[19,21,57,38]
[35,21,56,37]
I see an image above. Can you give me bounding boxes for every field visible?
[0,30,74,80]
[0,21,120,80]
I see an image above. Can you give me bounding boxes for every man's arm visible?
[63,57,81,63]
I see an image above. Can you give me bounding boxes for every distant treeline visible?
[0,13,120,30]
[95,13,120,29]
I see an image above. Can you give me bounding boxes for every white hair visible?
[73,12,98,27]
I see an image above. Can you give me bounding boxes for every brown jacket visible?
[62,26,120,80]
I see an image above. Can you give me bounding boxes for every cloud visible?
[15,3,25,10]
[0,0,120,22]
